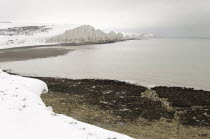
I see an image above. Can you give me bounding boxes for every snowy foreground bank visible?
[0,70,132,139]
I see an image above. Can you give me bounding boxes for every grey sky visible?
[0,0,210,37]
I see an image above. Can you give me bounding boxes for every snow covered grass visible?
[0,70,132,139]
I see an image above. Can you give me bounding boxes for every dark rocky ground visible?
[37,77,210,126]
[0,26,52,36]
[4,71,210,138]
[36,77,210,139]
[38,77,175,122]
[152,87,210,126]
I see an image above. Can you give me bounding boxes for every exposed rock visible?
[152,86,210,126]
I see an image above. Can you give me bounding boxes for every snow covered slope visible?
[0,23,80,49]
[0,70,132,139]
[47,25,124,43]
[0,23,124,49]
[0,22,153,49]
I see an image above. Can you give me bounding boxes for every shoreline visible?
[0,47,71,62]
[5,71,210,139]
[0,39,128,51]
[1,39,209,91]
[0,39,128,62]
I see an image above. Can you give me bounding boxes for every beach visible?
[0,46,71,62]
[1,38,210,138]
[1,39,210,90]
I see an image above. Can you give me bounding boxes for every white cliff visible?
[46,25,124,43]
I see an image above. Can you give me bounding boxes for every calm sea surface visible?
[1,38,210,90]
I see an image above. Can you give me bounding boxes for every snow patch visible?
[0,70,132,139]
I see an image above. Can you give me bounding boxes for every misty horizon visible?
[1,0,210,37]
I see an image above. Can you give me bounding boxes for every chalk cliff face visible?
[46,25,124,43]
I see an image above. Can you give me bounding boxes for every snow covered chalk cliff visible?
[0,70,132,139]
[46,25,124,43]
[0,22,153,49]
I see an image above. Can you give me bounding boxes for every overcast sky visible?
[0,0,210,37]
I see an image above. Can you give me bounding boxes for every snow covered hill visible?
[46,25,124,43]
[0,22,153,49]
[0,23,125,49]
[0,70,132,139]
[0,23,80,49]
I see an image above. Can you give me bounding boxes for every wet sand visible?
[0,40,120,62]
[0,47,71,62]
